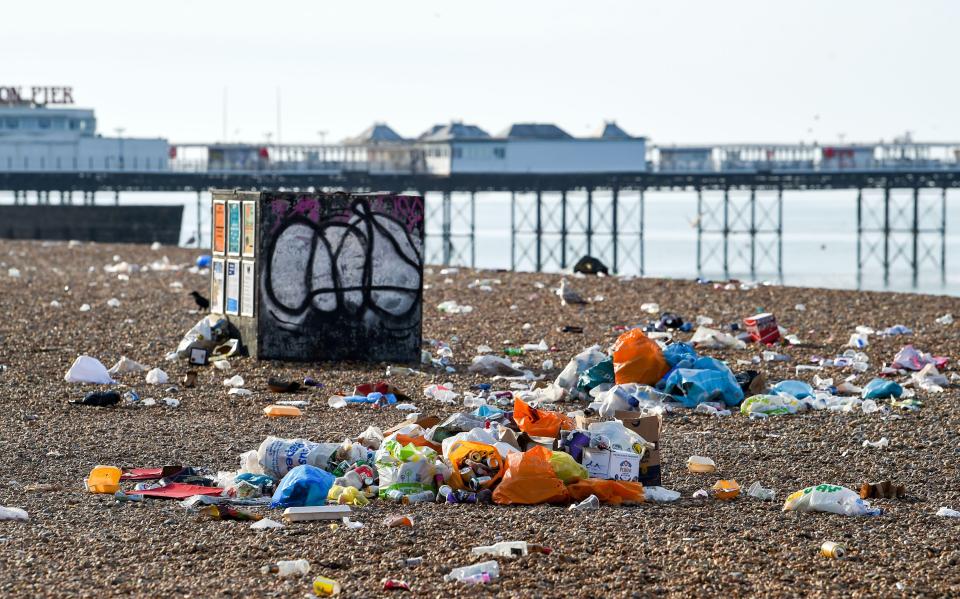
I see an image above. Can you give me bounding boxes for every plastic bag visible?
[782,484,881,516]
[512,398,573,438]
[441,427,517,460]
[662,342,697,368]
[257,437,364,480]
[861,378,903,399]
[270,465,335,508]
[593,384,671,418]
[375,436,439,497]
[771,380,814,399]
[555,345,607,394]
[740,394,804,416]
[690,326,747,349]
[446,440,505,491]
[549,451,588,483]
[577,358,615,394]
[660,357,745,407]
[64,355,116,384]
[612,329,670,386]
[567,479,644,505]
[587,420,650,454]
[468,355,524,376]
[107,356,146,375]
[492,446,571,505]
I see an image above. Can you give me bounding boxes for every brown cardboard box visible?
[614,411,662,486]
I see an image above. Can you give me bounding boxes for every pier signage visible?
[0,86,75,106]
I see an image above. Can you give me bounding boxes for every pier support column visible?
[469,190,476,269]
[196,190,202,248]
[560,190,568,269]
[639,188,646,276]
[535,189,542,272]
[510,191,516,271]
[611,186,619,274]
[441,191,451,266]
[586,188,593,256]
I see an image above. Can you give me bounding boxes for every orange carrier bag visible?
[567,479,645,505]
[446,441,505,491]
[612,328,670,386]
[492,446,571,505]
[512,398,574,439]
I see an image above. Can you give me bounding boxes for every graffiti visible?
[259,192,424,362]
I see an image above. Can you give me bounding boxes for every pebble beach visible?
[1,239,959,598]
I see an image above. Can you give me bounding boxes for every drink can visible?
[405,490,435,504]
[382,579,410,590]
[820,541,846,559]
[398,557,423,567]
[456,490,478,503]
[313,576,341,596]
[437,485,454,503]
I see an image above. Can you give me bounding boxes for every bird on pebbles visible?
[557,279,589,306]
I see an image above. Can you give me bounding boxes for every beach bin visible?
[208,190,425,362]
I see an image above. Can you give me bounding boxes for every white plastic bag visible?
[64,355,116,384]
[108,356,147,375]
[587,420,650,453]
[555,345,606,393]
[690,326,746,350]
[644,486,681,502]
[468,355,523,376]
[782,484,881,516]
[0,506,29,521]
[145,368,169,385]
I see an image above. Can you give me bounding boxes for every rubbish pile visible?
[69,300,956,596]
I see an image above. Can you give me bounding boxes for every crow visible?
[189,290,210,310]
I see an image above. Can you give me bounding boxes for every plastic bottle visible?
[262,559,310,577]
[471,541,551,558]
[313,575,341,596]
[443,560,500,583]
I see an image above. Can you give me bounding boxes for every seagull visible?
[557,279,588,306]
[189,290,210,310]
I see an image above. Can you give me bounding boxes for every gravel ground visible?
[0,239,959,598]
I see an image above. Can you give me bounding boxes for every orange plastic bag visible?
[567,479,645,505]
[612,328,670,386]
[446,440,505,491]
[492,446,571,505]
[395,433,441,453]
[512,398,574,439]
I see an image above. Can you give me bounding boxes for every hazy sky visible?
[4,1,958,145]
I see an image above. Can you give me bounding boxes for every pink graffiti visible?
[269,199,291,232]
[290,196,321,222]
[388,195,424,233]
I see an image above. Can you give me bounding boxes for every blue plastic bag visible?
[661,356,745,407]
[473,404,504,419]
[771,380,814,399]
[862,378,903,400]
[663,343,697,368]
[270,465,335,508]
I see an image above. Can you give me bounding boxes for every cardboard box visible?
[614,411,663,486]
[581,448,610,479]
[743,312,779,344]
[609,450,641,481]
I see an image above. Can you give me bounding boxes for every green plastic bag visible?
[550,451,588,483]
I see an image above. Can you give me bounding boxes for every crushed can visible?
[820,541,846,559]
[743,312,779,344]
